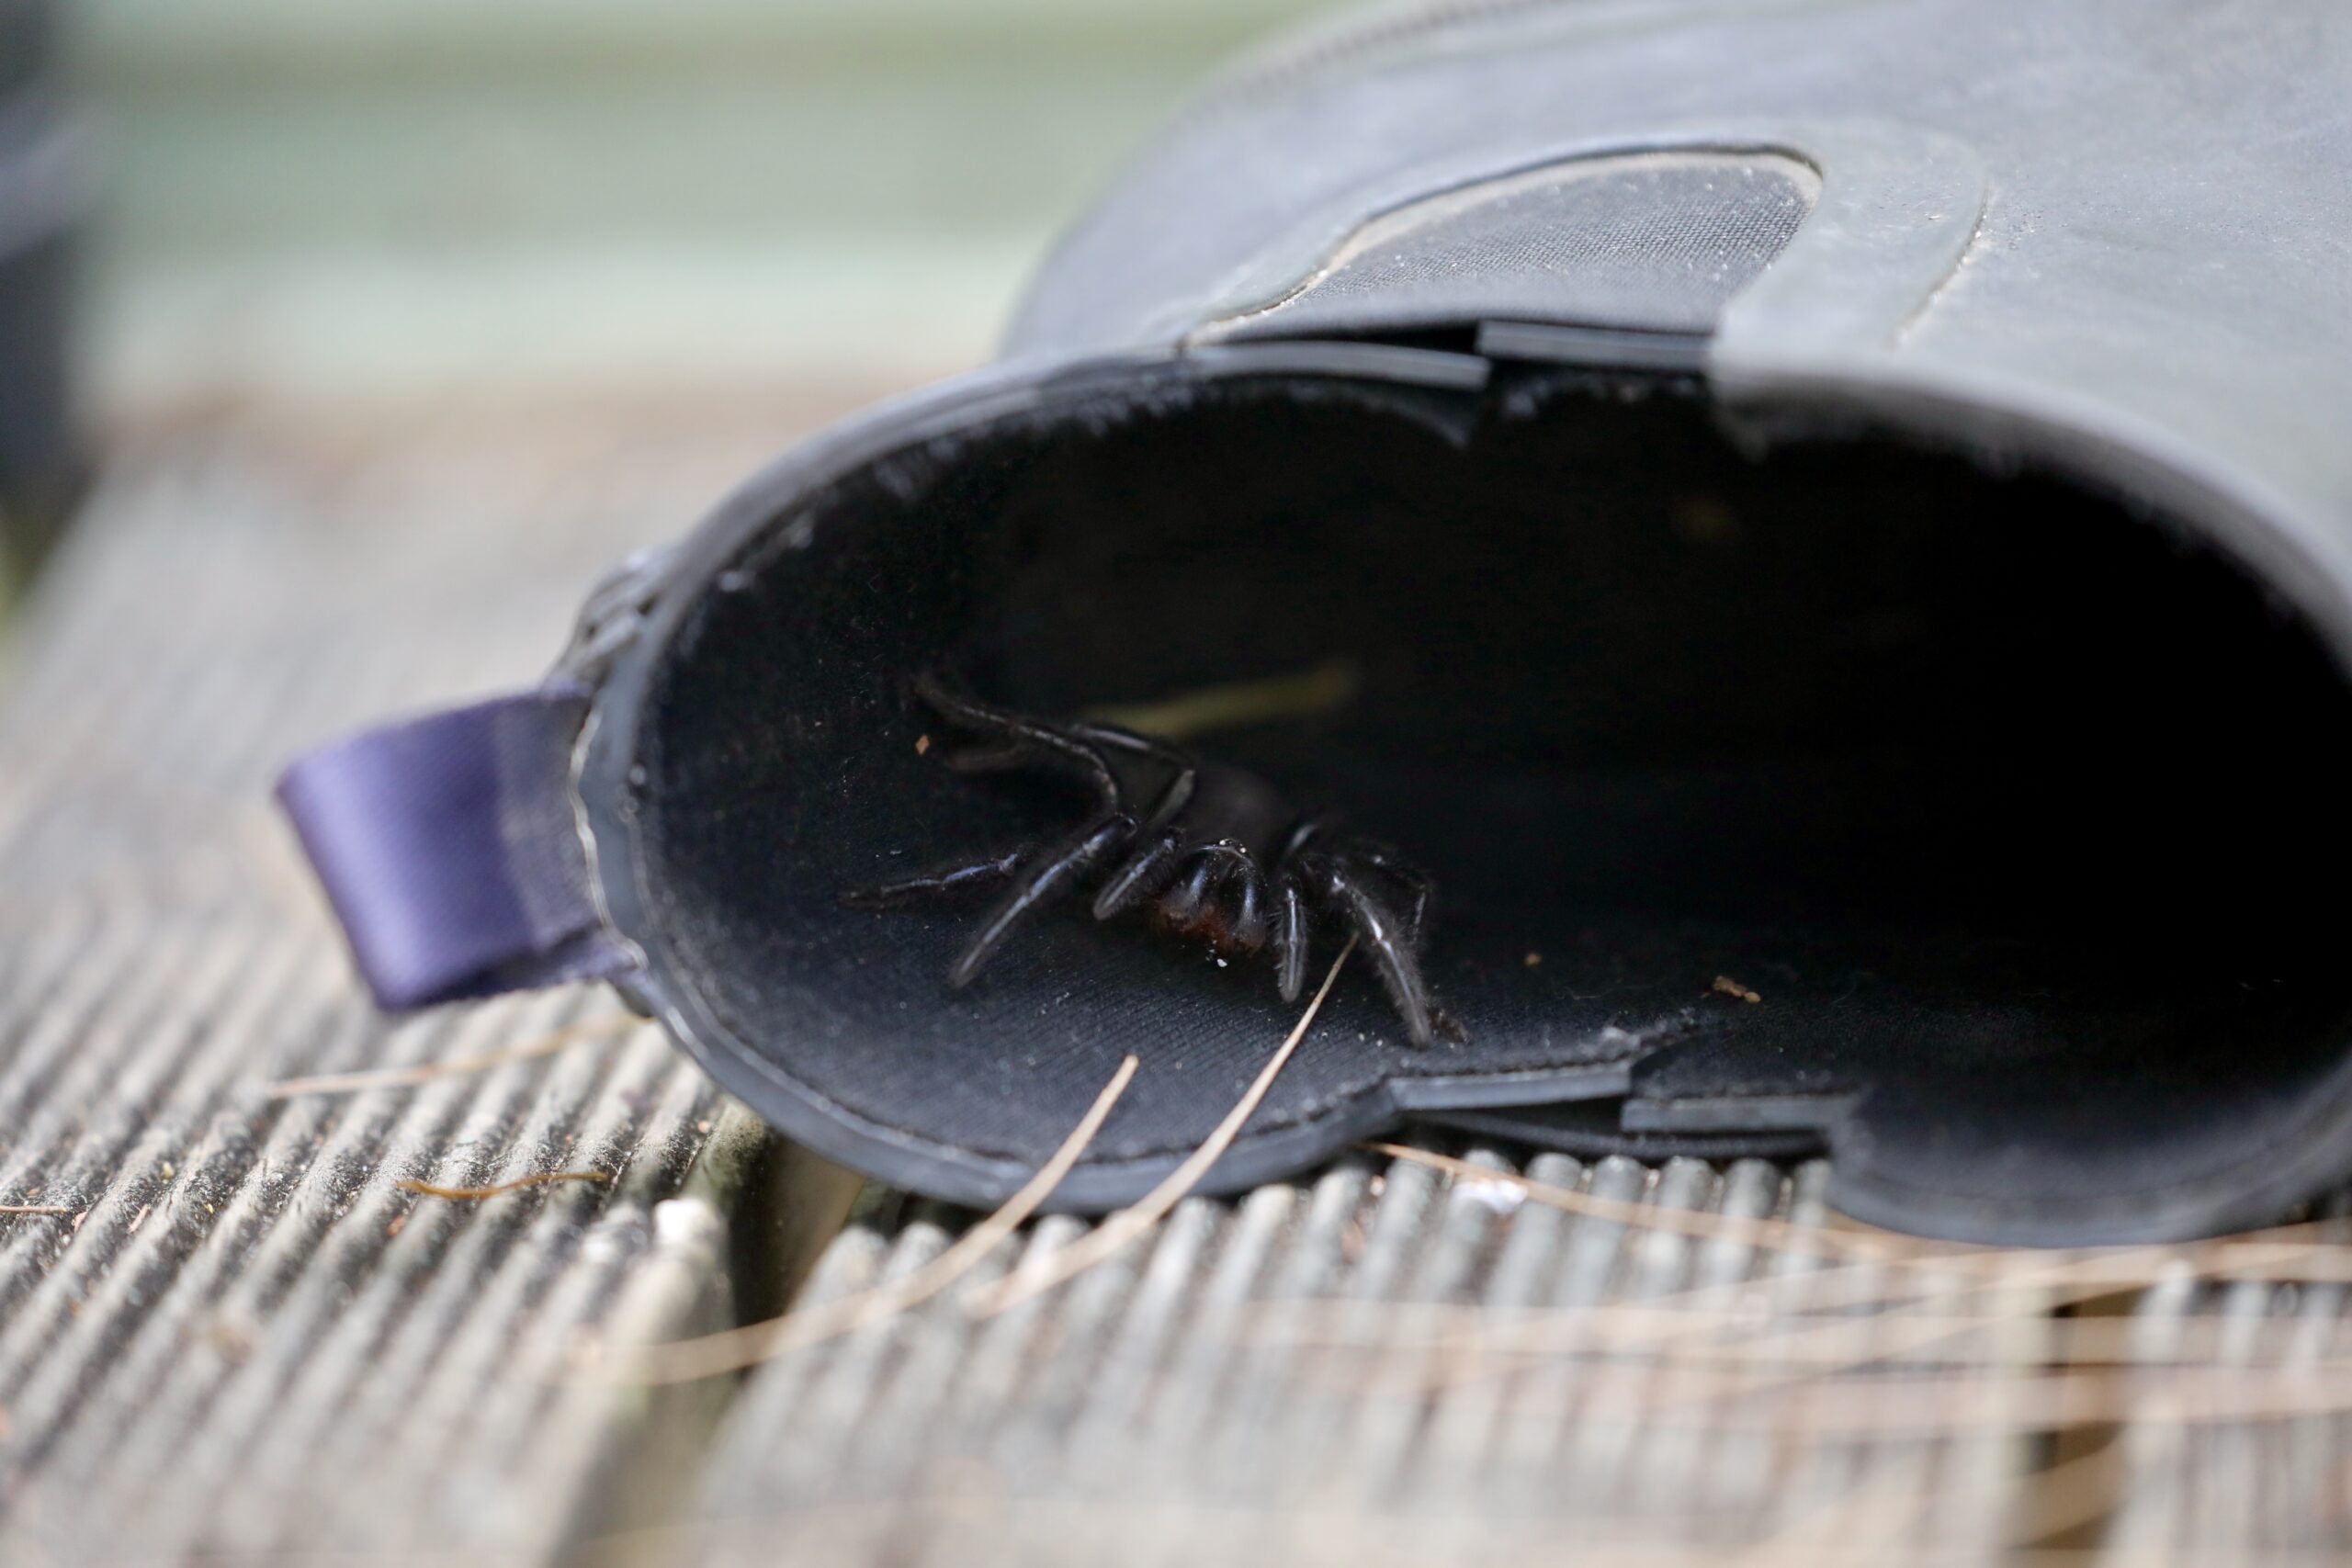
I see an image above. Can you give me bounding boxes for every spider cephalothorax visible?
[842,673,1452,1047]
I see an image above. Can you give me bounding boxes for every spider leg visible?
[1316,862,1436,1048]
[911,673,1123,812]
[1080,723,1203,920]
[1216,851,1269,950]
[1270,817,1334,1004]
[1272,867,1309,1003]
[1066,722,1190,759]
[1092,825,1186,919]
[1065,722,1200,829]
[839,849,1023,909]
[941,742,1037,774]
[1348,842,1435,942]
[946,813,1136,988]
[1159,849,1221,924]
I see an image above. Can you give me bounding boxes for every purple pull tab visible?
[276,687,628,1009]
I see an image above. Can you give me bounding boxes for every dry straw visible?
[262,1014,637,1099]
[596,1053,1142,1384]
[599,938,1356,1382]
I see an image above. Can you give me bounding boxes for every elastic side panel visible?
[1210,149,1818,344]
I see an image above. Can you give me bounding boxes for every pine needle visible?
[261,1016,634,1099]
[591,1052,1143,1385]
[396,1171,612,1201]
[1080,660,1361,740]
[967,936,1354,1319]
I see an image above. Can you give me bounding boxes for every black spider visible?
[842,673,1452,1047]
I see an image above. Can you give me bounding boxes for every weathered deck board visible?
[688,1148,2352,1566]
[0,401,848,1566]
[688,1151,2028,1567]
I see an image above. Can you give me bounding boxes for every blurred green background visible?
[76,0,1350,422]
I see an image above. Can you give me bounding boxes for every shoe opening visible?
[625,364,2352,1217]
